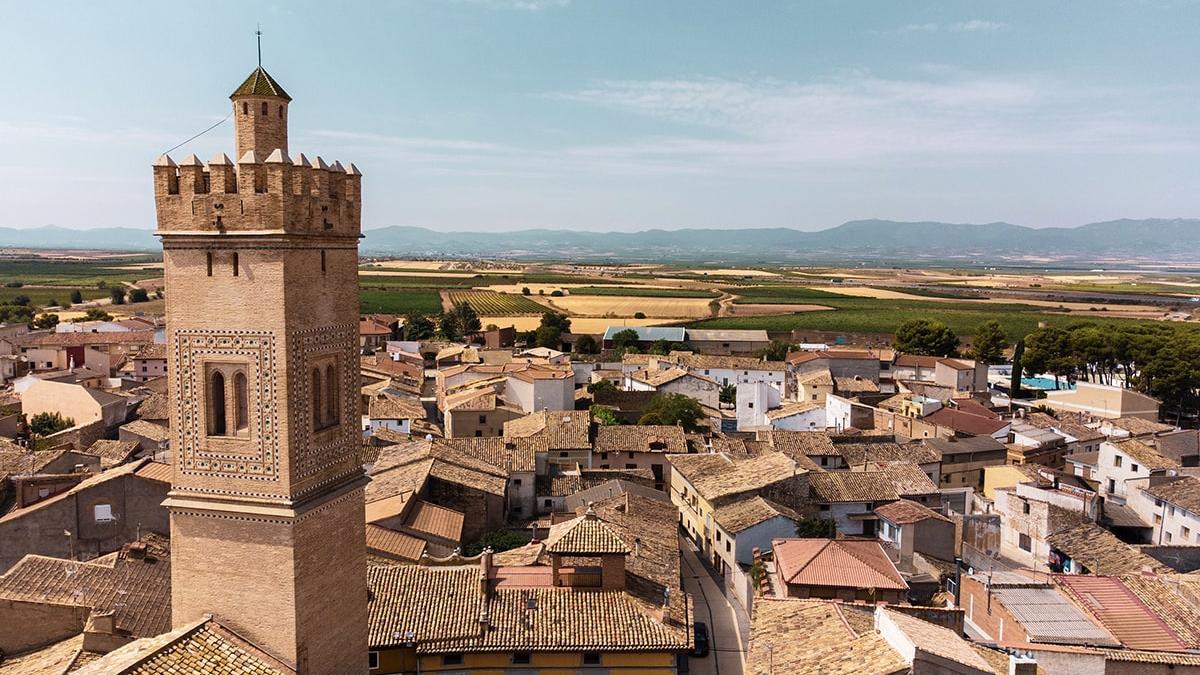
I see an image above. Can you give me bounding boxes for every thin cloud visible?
[451,0,570,10]
[888,19,1008,34]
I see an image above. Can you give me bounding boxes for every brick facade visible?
[156,65,367,674]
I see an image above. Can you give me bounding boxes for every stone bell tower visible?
[152,63,367,675]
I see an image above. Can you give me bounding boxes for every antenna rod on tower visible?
[256,25,262,67]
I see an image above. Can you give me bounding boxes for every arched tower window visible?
[278,105,284,119]
[242,102,248,115]
[312,368,323,430]
[209,371,227,436]
[325,364,338,426]
[234,371,249,432]
[261,101,268,116]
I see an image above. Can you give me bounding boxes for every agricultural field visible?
[446,290,548,315]
[0,287,109,306]
[690,297,1149,338]
[359,289,444,315]
[545,295,717,319]
[727,285,850,303]
[568,286,720,298]
[0,258,157,286]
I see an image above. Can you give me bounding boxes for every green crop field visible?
[0,259,158,286]
[0,288,109,307]
[358,274,483,289]
[694,298,1151,337]
[359,289,444,315]
[728,286,851,303]
[568,286,720,298]
[446,290,548,315]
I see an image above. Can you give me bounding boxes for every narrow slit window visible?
[210,371,227,436]
[232,252,239,276]
[321,250,326,273]
[325,364,338,425]
[261,101,268,115]
[234,371,249,432]
[206,252,213,277]
[242,102,248,115]
[312,368,323,430]
[278,105,284,119]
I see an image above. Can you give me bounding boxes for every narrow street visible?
[680,535,745,675]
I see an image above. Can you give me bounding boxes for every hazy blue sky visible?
[2,0,1198,232]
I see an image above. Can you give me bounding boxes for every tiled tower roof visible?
[230,67,291,100]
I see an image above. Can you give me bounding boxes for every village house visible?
[624,366,721,408]
[1043,381,1162,421]
[1096,438,1180,503]
[504,409,592,474]
[875,499,956,567]
[794,367,834,404]
[1128,475,1200,545]
[362,392,425,438]
[684,328,769,354]
[20,377,129,430]
[807,471,900,536]
[960,570,1119,647]
[366,494,690,673]
[0,459,170,573]
[769,538,909,603]
[921,435,1008,489]
[593,424,687,489]
[128,343,167,382]
[669,451,807,569]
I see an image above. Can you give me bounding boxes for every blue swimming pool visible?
[1022,377,1075,391]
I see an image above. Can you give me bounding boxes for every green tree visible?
[719,384,736,407]
[638,393,704,431]
[109,288,126,305]
[82,308,112,322]
[535,325,562,349]
[590,404,621,426]
[1022,326,1074,389]
[29,412,74,437]
[1068,325,1116,384]
[1010,338,1025,399]
[70,289,84,304]
[438,312,461,341]
[970,320,1008,365]
[402,313,436,340]
[128,288,150,303]
[633,311,646,319]
[794,516,836,538]
[611,329,641,352]
[4,281,22,288]
[47,298,60,309]
[32,313,59,330]
[587,379,618,395]
[521,287,531,296]
[10,295,29,307]
[574,335,598,354]
[894,319,959,357]
[762,340,796,362]
[463,529,528,556]
[648,339,671,356]
[449,301,482,336]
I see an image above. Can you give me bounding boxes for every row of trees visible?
[399,302,579,351]
[884,316,1200,420]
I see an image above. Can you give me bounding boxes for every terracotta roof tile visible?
[1045,520,1170,575]
[808,471,898,502]
[594,425,687,454]
[772,539,908,592]
[668,451,801,502]
[1054,575,1187,651]
[544,509,630,554]
[712,496,802,534]
[874,499,951,525]
[746,600,907,675]
[72,618,293,675]
[366,524,427,563]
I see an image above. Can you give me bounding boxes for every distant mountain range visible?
[2,219,1198,265]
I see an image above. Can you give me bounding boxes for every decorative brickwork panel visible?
[289,322,360,491]
[174,329,281,487]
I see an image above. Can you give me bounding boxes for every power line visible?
[160,111,232,157]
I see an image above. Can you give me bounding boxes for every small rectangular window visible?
[1114,455,1123,467]
[232,252,239,276]
[368,652,379,669]
[206,252,213,277]
[512,652,531,664]
[442,653,464,665]
[1131,464,1139,473]
[582,652,601,665]
[94,504,114,522]
[321,250,327,273]
[1019,533,1031,551]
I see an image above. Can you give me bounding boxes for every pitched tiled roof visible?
[0,542,171,639]
[405,499,465,542]
[1119,574,1200,649]
[765,401,822,421]
[366,524,427,563]
[132,343,167,360]
[134,392,169,421]
[712,496,802,534]
[836,441,940,467]
[772,539,908,591]
[765,430,839,457]
[230,66,292,100]
[1109,416,1175,436]
[367,564,687,653]
[0,444,70,475]
[808,471,898,503]
[594,425,687,454]
[879,608,994,672]
[0,634,88,675]
[1054,575,1187,651]
[120,420,169,443]
[746,600,906,675]
[834,376,880,393]
[673,353,785,372]
[84,439,140,468]
[1045,520,1170,575]
[502,410,591,449]
[925,408,1009,436]
[1143,476,1200,514]
[72,617,293,674]
[367,393,425,420]
[1112,438,1179,471]
[875,461,939,497]
[874,499,951,525]
[795,368,834,386]
[667,451,801,502]
[544,509,630,554]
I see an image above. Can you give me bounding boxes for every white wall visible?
[736,381,777,430]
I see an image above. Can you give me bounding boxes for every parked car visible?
[692,622,710,658]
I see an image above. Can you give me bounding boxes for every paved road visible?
[680,535,745,675]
